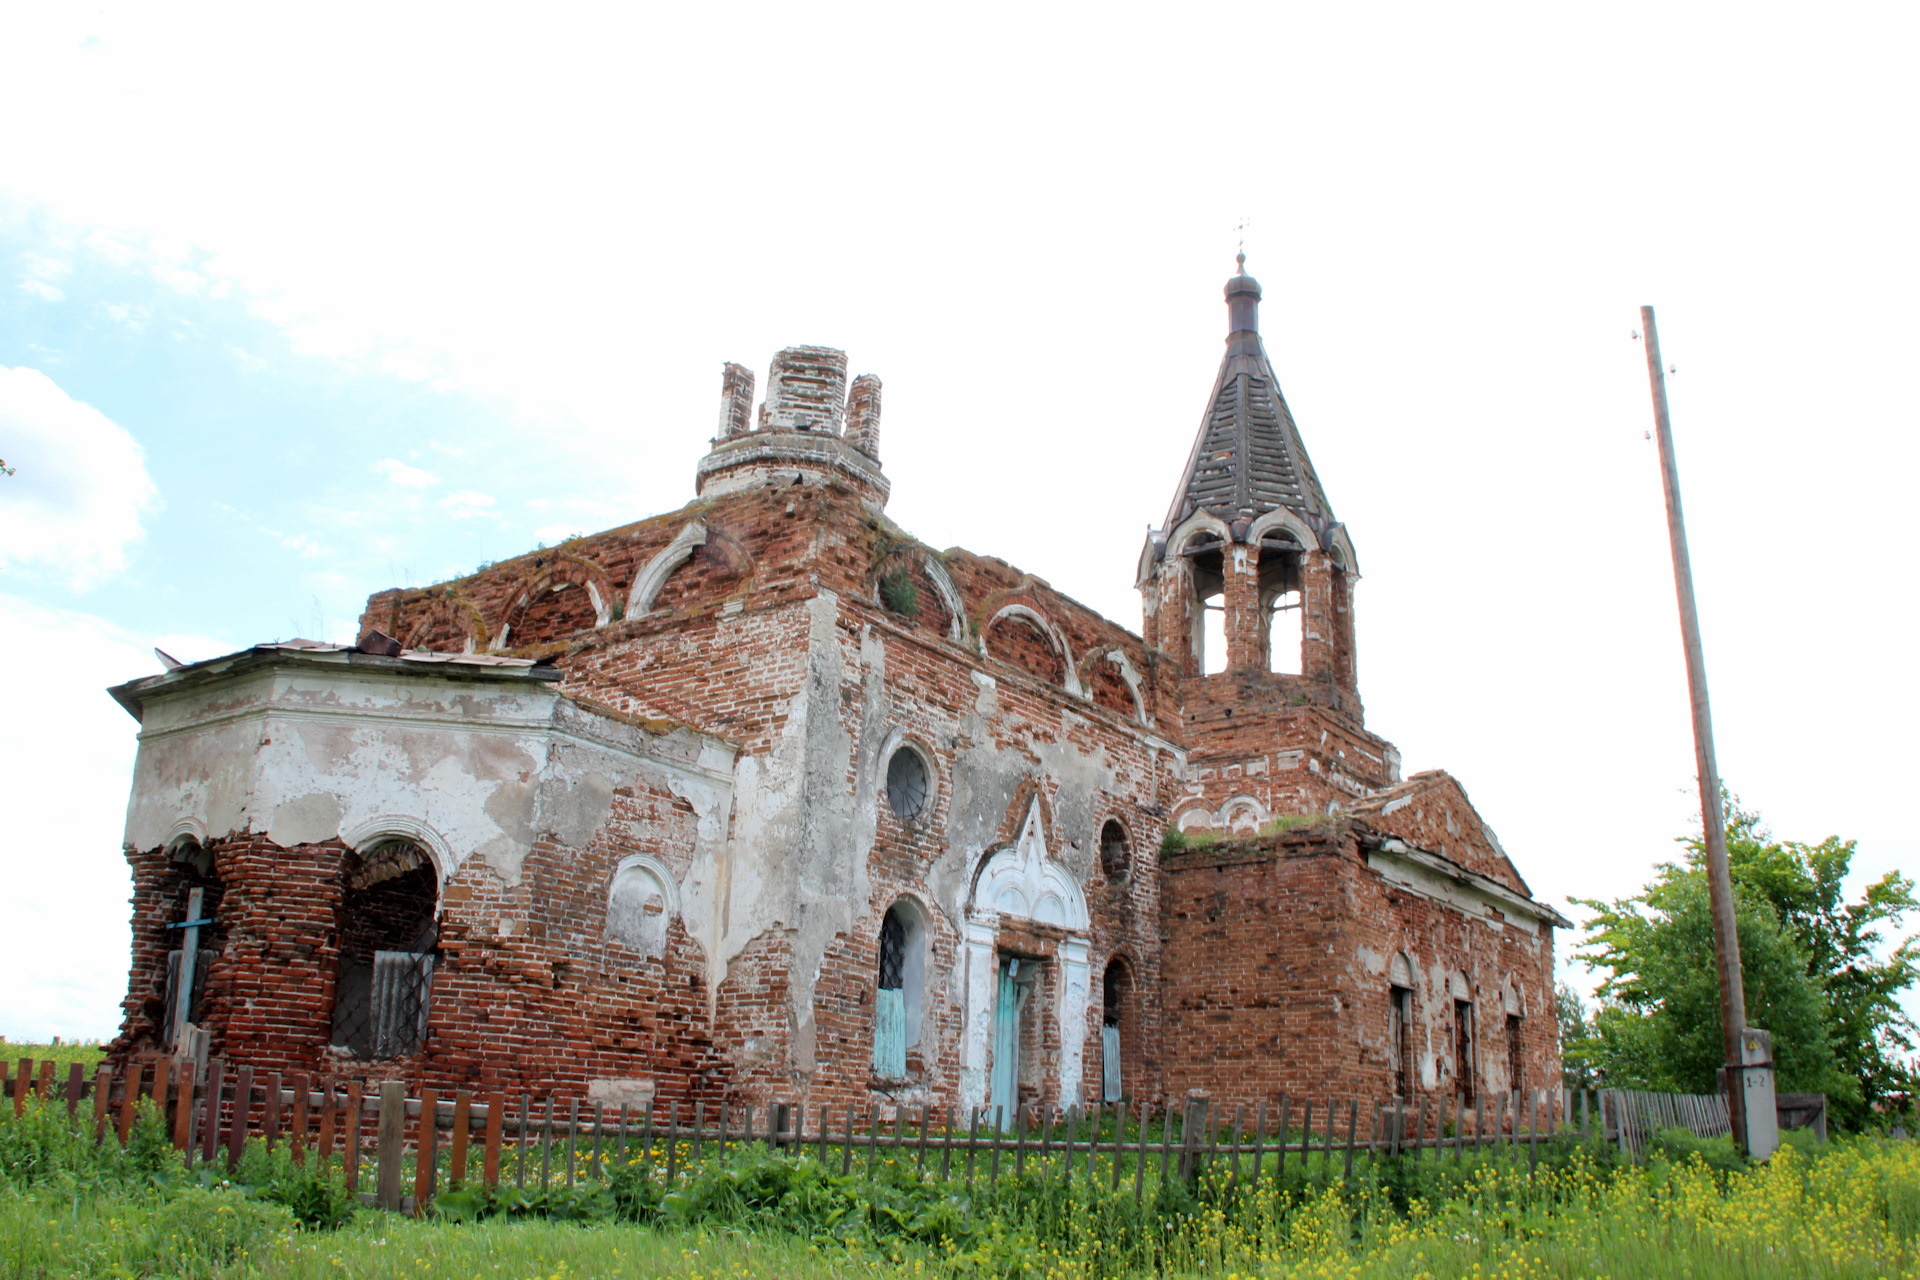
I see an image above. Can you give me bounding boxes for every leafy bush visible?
[0,1094,178,1188]
[233,1136,357,1228]
[879,567,920,620]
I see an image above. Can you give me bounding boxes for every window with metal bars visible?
[330,843,439,1061]
[873,906,909,1079]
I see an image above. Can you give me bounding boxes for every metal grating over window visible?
[886,747,929,820]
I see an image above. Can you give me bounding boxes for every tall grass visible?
[0,1085,1915,1278]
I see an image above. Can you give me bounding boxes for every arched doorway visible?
[961,800,1091,1118]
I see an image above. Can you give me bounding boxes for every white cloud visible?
[18,279,64,302]
[371,456,438,488]
[0,366,160,588]
[0,595,153,1039]
[440,489,496,520]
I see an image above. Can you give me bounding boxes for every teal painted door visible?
[874,988,906,1078]
[989,958,1021,1125]
[1101,1024,1121,1101]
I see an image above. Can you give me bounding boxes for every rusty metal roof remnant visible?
[1165,257,1334,531]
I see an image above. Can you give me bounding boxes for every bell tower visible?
[1139,257,1362,722]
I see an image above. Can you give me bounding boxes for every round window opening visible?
[886,747,931,821]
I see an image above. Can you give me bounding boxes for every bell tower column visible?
[1299,550,1338,683]
[1224,539,1265,672]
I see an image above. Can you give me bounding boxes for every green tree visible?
[1709,800,1917,1127]
[1573,799,1917,1131]
[1555,982,1602,1091]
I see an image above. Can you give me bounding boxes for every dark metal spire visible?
[1163,258,1334,532]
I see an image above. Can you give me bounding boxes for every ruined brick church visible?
[108,259,1566,1122]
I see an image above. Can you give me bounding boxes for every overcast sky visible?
[2,3,1914,1043]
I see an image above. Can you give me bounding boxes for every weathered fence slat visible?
[92,1065,113,1145]
[345,1080,364,1196]
[483,1091,504,1188]
[226,1066,250,1169]
[375,1080,405,1211]
[664,1100,681,1185]
[566,1097,579,1187]
[263,1071,281,1151]
[122,1061,146,1148]
[451,1091,472,1188]
[11,1060,26,1119]
[201,1059,224,1164]
[414,1087,438,1215]
[1275,1094,1292,1182]
[990,1106,1004,1186]
[967,1105,982,1186]
[289,1074,309,1166]
[1134,1097,1149,1202]
[541,1095,556,1189]
[66,1062,86,1118]
[316,1081,337,1171]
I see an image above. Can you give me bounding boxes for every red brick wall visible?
[1158,825,1560,1122]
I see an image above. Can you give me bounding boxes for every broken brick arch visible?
[490,553,616,650]
[869,544,967,645]
[626,521,706,617]
[1075,647,1149,725]
[978,600,1081,696]
[400,593,489,654]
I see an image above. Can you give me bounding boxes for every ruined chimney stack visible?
[716,362,756,439]
[844,373,882,460]
[758,345,848,434]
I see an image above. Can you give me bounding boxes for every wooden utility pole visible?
[1640,305,1751,1152]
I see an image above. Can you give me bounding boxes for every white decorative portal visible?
[959,800,1092,1114]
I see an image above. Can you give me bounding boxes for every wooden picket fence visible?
[4,1055,1661,1216]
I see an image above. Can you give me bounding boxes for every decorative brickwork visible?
[108,283,1565,1123]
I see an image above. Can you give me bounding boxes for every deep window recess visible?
[331,842,439,1060]
[1390,984,1414,1099]
[1101,959,1127,1102]
[161,840,221,1054]
[879,905,921,1074]
[1507,1013,1524,1103]
[886,747,930,821]
[1100,820,1130,880]
[1454,999,1476,1104]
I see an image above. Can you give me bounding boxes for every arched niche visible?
[606,854,681,959]
[982,603,1079,695]
[627,521,707,617]
[493,555,615,649]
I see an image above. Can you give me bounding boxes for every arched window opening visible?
[1101,958,1129,1102]
[1389,980,1414,1100]
[1088,660,1135,719]
[873,901,926,1080]
[886,746,931,821]
[513,579,601,644]
[1507,1012,1523,1105]
[985,612,1066,686]
[331,842,439,1061]
[1184,535,1227,676]
[1453,993,1476,1106]
[161,839,222,1055]
[1099,819,1131,881]
[1259,540,1303,675]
